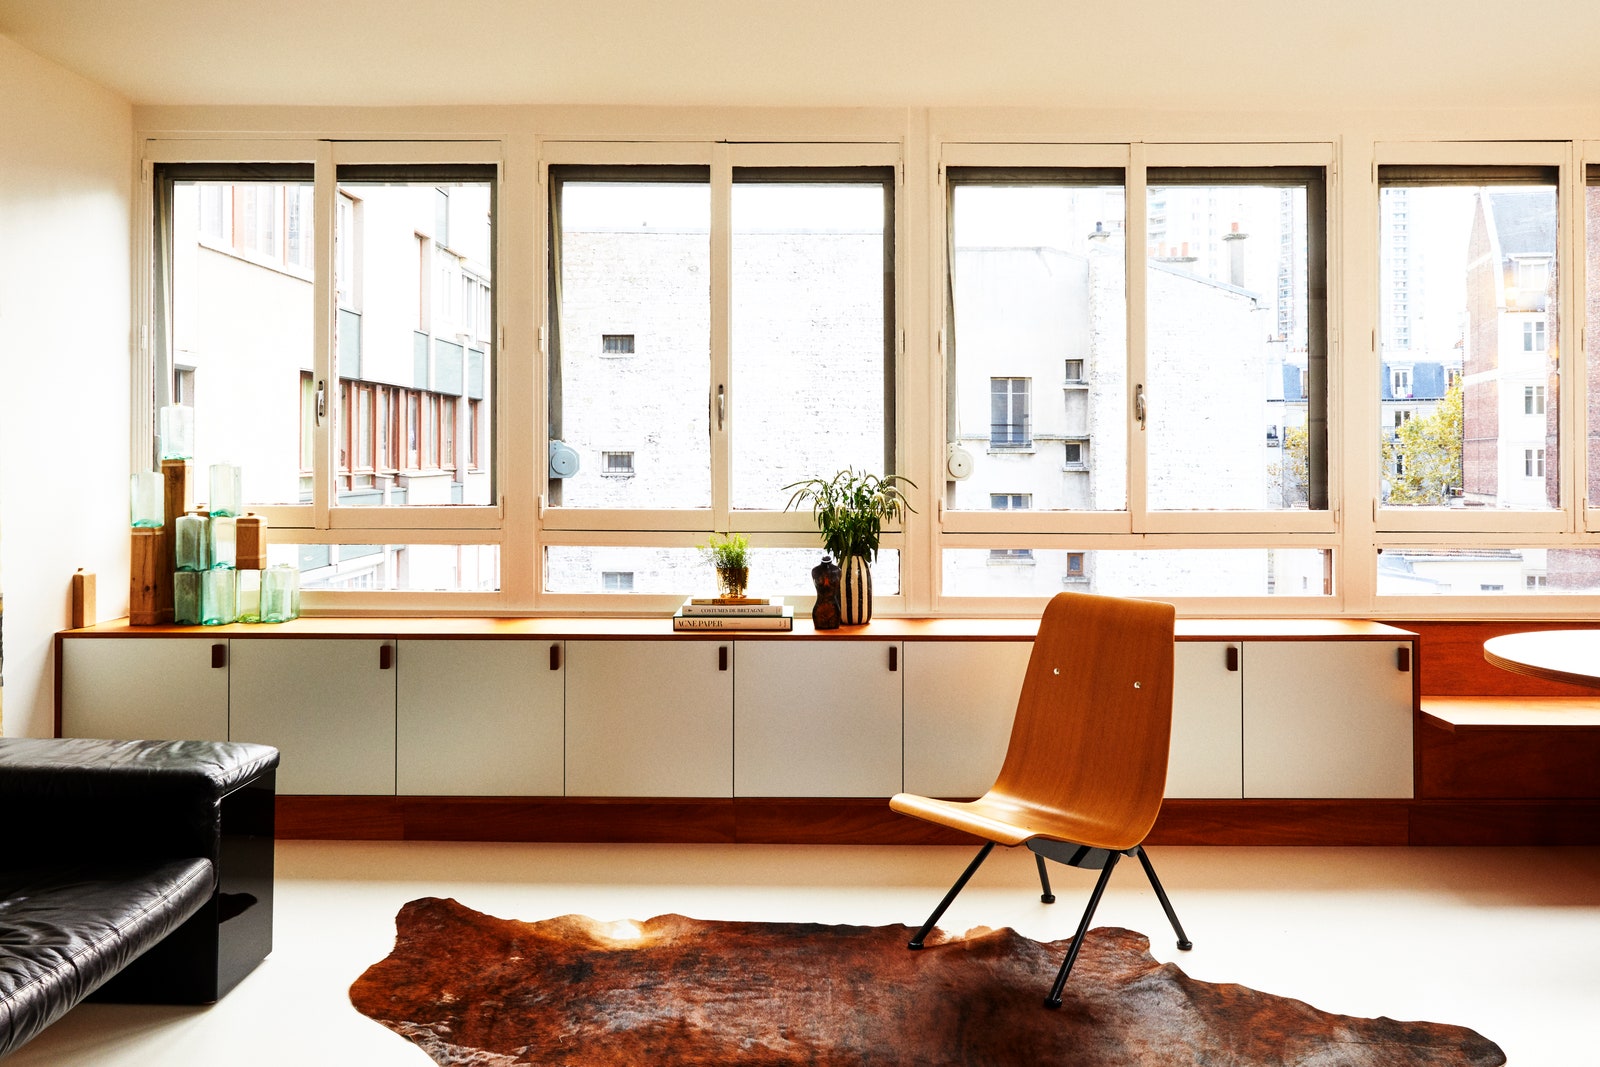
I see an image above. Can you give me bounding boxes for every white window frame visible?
[141,138,509,614]
[537,139,907,615]
[1372,141,1575,539]
[933,140,1338,615]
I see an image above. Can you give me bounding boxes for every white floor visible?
[11,842,1600,1065]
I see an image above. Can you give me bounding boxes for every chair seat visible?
[889,790,1145,853]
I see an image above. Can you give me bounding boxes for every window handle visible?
[716,384,725,430]
[316,379,327,424]
[1135,384,1147,429]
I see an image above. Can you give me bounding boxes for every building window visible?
[602,450,635,475]
[1526,574,1547,589]
[1063,439,1089,469]
[1393,409,1412,429]
[1064,358,1085,382]
[602,333,635,355]
[1379,165,1557,513]
[1392,368,1412,397]
[1525,384,1545,415]
[988,493,1034,560]
[1065,551,1086,578]
[989,378,1031,448]
[601,571,635,592]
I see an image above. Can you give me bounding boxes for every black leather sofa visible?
[0,738,278,1059]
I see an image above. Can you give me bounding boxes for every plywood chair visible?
[890,590,1192,1008]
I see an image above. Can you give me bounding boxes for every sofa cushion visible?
[0,857,214,1057]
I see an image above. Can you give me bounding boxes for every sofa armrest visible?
[0,739,279,870]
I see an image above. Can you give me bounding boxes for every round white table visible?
[1483,630,1600,690]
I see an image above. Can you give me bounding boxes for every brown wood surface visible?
[273,795,1599,846]
[1393,620,1600,697]
[1417,714,1600,800]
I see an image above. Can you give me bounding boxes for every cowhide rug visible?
[350,897,1505,1066]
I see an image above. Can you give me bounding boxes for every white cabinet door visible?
[565,640,733,797]
[228,638,398,796]
[1168,642,1244,798]
[902,640,1030,799]
[1243,640,1414,798]
[734,641,904,797]
[396,639,565,796]
[60,637,230,742]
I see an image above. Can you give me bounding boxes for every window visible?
[601,571,635,592]
[948,170,1126,515]
[547,161,895,519]
[602,450,635,475]
[334,164,496,510]
[1144,165,1329,513]
[156,164,316,507]
[989,378,1031,448]
[1394,409,1412,430]
[1378,165,1557,514]
[1063,439,1089,469]
[1065,552,1086,578]
[152,150,501,606]
[988,494,1034,560]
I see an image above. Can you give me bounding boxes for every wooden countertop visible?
[63,616,1419,642]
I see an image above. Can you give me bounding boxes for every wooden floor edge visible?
[273,795,1600,846]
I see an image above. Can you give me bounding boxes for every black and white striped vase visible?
[839,554,872,625]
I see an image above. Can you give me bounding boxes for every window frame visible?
[933,141,1338,615]
[143,139,506,613]
[537,139,908,613]
[1372,142,1575,538]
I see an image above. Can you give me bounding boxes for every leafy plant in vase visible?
[699,532,751,599]
[783,468,915,626]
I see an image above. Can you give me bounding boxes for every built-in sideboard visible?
[56,616,1469,845]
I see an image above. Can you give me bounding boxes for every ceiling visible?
[3,0,1600,113]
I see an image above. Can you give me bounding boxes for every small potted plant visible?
[783,468,915,625]
[700,532,751,599]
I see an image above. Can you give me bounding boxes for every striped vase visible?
[839,554,873,625]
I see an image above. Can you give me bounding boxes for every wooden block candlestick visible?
[236,513,267,570]
[130,527,170,625]
[156,459,193,623]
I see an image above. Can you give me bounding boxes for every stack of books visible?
[672,597,793,631]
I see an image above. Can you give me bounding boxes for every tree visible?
[1381,384,1463,505]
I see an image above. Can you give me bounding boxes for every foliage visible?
[1274,425,1311,507]
[1381,384,1463,505]
[699,532,749,570]
[783,468,917,562]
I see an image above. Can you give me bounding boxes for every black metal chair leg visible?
[908,841,995,950]
[1044,851,1120,1009]
[1132,845,1192,951]
[1035,853,1056,904]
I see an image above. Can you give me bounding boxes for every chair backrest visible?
[990,591,1177,848]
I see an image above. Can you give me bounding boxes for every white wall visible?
[0,34,132,736]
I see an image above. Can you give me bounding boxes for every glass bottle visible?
[260,564,299,623]
[158,404,195,460]
[208,462,242,517]
[209,515,237,569]
[130,471,164,528]
[201,568,237,625]
[174,570,202,625]
[175,512,211,571]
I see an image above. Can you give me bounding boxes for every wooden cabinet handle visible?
[379,644,393,670]
[1225,646,1239,672]
[211,643,227,669]
[888,646,898,672]
[719,646,729,672]
[1397,646,1411,673]
[549,643,561,671]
